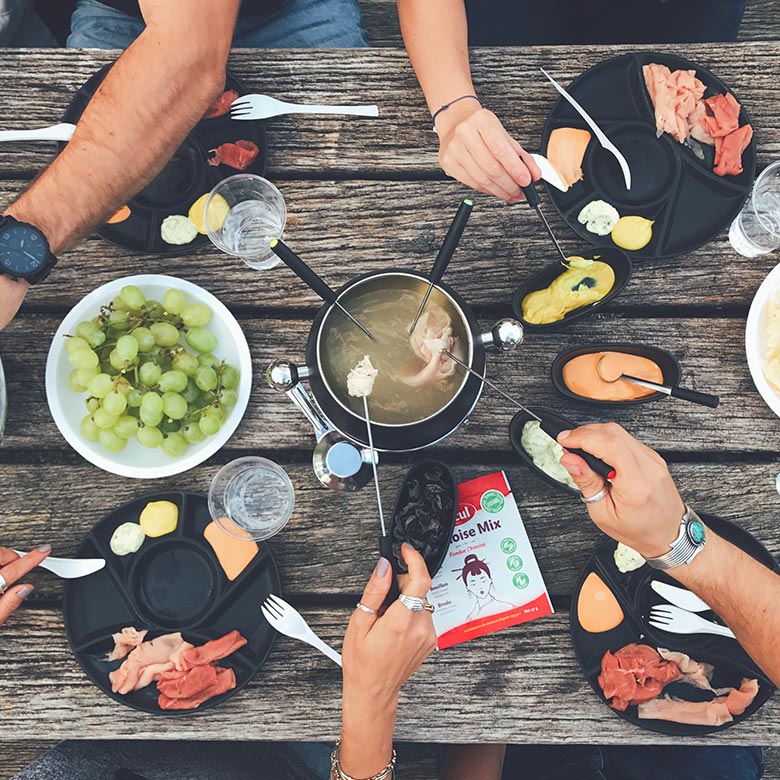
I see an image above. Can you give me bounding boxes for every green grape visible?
[131,326,155,352]
[181,379,200,404]
[212,404,227,423]
[67,369,88,393]
[162,392,187,420]
[85,397,100,414]
[93,407,118,430]
[185,327,217,354]
[119,284,146,311]
[198,414,221,436]
[151,322,180,347]
[182,422,205,443]
[76,366,100,387]
[219,388,238,407]
[172,351,199,376]
[140,391,163,415]
[139,362,162,387]
[194,366,218,391]
[108,309,130,329]
[140,407,163,427]
[143,300,164,318]
[109,349,132,371]
[68,347,100,371]
[220,365,239,390]
[181,303,211,328]
[87,329,106,349]
[163,288,186,315]
[80,415,100,442]
[103,391,127,417]
[116,334,139,361]
[158,369,188,393]
[160,418,181,434]
[99,429,127,453]
[162,432,187,457]
[114,415,139,439]
[111,295,130,312]
[127,388,144,408]
[113,376,133,395]
[65,336,90,354]
[198,353,219,368]
[76,320,99,341]
[88,373,114,399]
[137,425,164,448]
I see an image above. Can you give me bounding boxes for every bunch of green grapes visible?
[65,285,240,457]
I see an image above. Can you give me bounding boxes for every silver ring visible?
[355,601,377,614]
[399,594,426,612]
[580,484,610,504]
[0,574,7,595]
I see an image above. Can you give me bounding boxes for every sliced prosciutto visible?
[107,627,148,662]
[204,89,239,120]
[172,629,247,672]
[598,644,681,711]
[638,696,734,727]
[109,632,192,695]
[700,92,741,139]
[713,124,753,177]
[208,140,260,171]
[158,666,237,711]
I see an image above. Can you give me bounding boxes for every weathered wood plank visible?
[0,608,776,744]
[2,314,779,454]
[0,45,777,177]
[2,461,779,602]
[0,742,57,780]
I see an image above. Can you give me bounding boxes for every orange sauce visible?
[563,351,663,401]
[204,520,258,581]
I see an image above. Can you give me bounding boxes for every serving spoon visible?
[596,354,720,408]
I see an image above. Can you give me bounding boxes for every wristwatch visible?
[645,504,706,571]
[0,215,58,283]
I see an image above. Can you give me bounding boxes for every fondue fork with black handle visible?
[521,181,572,269]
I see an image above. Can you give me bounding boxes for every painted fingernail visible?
[17,586,33,600]
[37,544,51,553]
[374,557,390,577]
[558,429,572,442]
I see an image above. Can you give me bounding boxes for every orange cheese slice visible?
[204,520,258,581]
[577,571,624,633]
[547,128,592,190]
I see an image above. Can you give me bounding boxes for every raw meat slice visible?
[157,664,219,700]
[643,64,706,144]
[688,101,715,146]
[204,89,239,120]
[700,92,741,139]
[546,128,591,190]
[723,678,759,716]
[158,667,237,710]
[109,632,192,694]
[598,644,680,711]
[208,140,260,171]
[107,627,148,662]
[657,648,715,691]
[638,695,734,726]
[173,630,248,672]
[713,124,753,177]
[403,307,461,387]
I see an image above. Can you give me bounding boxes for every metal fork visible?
[261,593,342,667]
[231,94,379,121]
[649,604,736,639]
[0,122,76,143]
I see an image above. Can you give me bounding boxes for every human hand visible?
[0,275,29,330]
[436,100,541,203]
[557,424,685,559]
[0,545,51,625]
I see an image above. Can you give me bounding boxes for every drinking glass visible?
[205,174,286,270]
[208,456,295,542]
[729,162,780,257]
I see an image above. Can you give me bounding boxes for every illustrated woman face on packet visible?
[459,554,494,599]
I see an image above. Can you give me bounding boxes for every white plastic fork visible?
[12,550,105,579]
[261,593,342,667]
[649,604,736,639]
[0,123,76,143]
[231,94,379,121]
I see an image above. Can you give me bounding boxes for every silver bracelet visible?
[330,737,396,780]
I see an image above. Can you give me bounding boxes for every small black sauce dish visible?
[387,460,457,578]
[551,343,682,407]
[511,247,632,333]
[509,407,581,498]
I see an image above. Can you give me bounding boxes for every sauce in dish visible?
[562,351,664,401]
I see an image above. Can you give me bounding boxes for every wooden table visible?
[1,43,779,771]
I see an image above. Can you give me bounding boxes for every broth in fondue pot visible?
[319,277,470,425]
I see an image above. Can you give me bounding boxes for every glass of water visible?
[205,174,286,270]
[729,162,780,257]
[208,456,295,542]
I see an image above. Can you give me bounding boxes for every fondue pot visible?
[267,270,524,490]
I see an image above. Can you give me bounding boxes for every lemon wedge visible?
[189,193,230,235]
[611,216,654,251]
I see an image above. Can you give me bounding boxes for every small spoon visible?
[596,354,720,408]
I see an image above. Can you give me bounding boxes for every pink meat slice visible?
[714,124,753,177]
[722,678,759,716]
[403,308,462,387]
[657,648,715,691]
[157,664,219,700]
[173,630,247,672]
[158,667,236,711]
[109,633,192,695]
[638,696,734,727]
[700,92,741,139]
[643,64,706,144]
[107,627,148,662]
[688,101,715,146]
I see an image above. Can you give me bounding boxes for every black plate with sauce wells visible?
[62,68,267,255]
[571,513,777,736]
[63,490,281,715]
[541,52,755,260]
[512,247,631,333]
[551,343,682,407]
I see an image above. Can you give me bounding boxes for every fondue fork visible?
[409,198,474,335]
[362,395,386,537]
[520,181,572,268]
[440,348,616,481]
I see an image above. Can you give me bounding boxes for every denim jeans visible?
[502,744,765,780]
[0,0,57,45]
[67,0,368,49]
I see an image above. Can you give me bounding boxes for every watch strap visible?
[645,505,705,571]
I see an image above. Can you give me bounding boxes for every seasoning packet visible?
[429,471,553,650]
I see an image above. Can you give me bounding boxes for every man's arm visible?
[0,0,239,327]
[396,0,539,203]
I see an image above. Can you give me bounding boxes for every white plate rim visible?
[745,261,780,419]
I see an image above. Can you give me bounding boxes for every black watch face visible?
[0,223,48,277]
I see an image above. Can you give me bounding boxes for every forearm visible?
[397,0,474,112]
[5,24,228,254]
[340,685,397,777]
[671,529,780,685]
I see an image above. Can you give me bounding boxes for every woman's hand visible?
[339,544,437,777]
[557,424,685,559]
[0,545,51,625]
[436,100,541,203]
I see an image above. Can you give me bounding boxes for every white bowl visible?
[46,274,252,479]
[746,261,780,419]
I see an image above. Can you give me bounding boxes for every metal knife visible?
[540,68,632,190]
[651,580,712,613]
[12,550,106,579]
